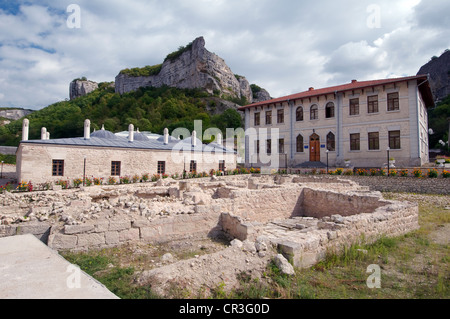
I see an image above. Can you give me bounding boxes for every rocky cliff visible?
[417,50,450,102]
[0,108,33,121]
[69,79,99,100]
[115,37,264,104]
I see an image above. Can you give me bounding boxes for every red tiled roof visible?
[239,75,433,110]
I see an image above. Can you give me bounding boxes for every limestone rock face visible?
[253,88,272,103]
[70,80,99,100]
[417,50,450,102]
[115,37,255,103]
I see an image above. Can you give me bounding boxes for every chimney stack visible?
[192,130,197,147]
[217,133,223,145]
[41,127,47,140]
[128,124,134,142]
[84,119,91,140]
[22,119,29,141]
[164,128,169,145]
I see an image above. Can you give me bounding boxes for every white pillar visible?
[41,127,47,140]
[22,119,29,141]
[84,119,91,140]
[129,124,134,142]
[192,130,197,147]
[46,132,50,140]
[217,133,223,145]
[164,128,169,145]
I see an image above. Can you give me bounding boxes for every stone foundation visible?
[0,175,419,267]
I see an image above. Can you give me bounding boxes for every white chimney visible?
[41,127,47,140]
[217,133,223,145]
[84,119,91,140]
[164,128,169,145]
[22,119,29,141]
[192,130,197,147]
[128,124,134,142]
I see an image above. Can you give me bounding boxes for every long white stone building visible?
[16,120,237,184]
[239,75,435,169]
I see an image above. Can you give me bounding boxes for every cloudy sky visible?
[0,0,449,110]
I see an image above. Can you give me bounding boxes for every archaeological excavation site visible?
[0,175,420,297]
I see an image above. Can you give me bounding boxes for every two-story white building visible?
[239,75,435,169]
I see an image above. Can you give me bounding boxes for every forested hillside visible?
[0,84,243,146]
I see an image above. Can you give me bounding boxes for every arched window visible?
[296,134,304,153]
[296,107,304,122]
[326,102,335,118]
[310,105,318,120]
[327,132,336,151]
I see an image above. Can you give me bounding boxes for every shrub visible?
[442,170,450,178]
[344,169,353,176]
[132,175,140,183]
[390,169,398,177]
[427,169,438,178]
[56,179,69,189]
[93,177,103,186]
[108,177,117,185]
[412,169,423,178]
[0,182,12,193]
[335,168,344,175]
[400,169,409,177]
[357,169,368,176]
[379,169,387,176]
[142,173,149,182]
[85,177,93,187]
[73,178,83,188]
[370,169,378,176]
[120,176,130,184]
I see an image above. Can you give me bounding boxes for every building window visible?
[387,93,400,111]
[325,102,335,119]
[254,112,260,126]
[266,139,272,155]
[219,160,225,172]
[368,95,379,113]
[277,109,284,124]
[278,138,285,154]
[190,160,197,173]
[350,98,360,116]
[389,130,401,149]
[296,107,304,121]
[111,161,121,176]
[52,160,64,177]
[368,132,380,150]
[296,135,304,153]
[350,133,360,151]
[310,105,319,120]
[265,111,272,125]
[327,132,336,152]
[157,161,166,175]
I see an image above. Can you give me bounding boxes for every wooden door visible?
[310,134,320,162]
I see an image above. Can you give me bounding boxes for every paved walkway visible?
[0,234,119,299]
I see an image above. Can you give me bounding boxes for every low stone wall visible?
[301,188,390,218]
[337,176,450,195]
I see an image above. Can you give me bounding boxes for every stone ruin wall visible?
[0,175,419,268]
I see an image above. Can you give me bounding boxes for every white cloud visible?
[0,0,448,109]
